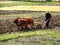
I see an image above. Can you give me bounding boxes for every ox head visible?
[13,17,21,27]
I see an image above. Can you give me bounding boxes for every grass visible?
[0,29,60,45]
[0,1,60,7]
[0,1,39,7]
[0,32,19,41]
[0,29,60,41]
[20,29,60,38]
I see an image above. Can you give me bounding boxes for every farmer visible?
[45,11,52,28]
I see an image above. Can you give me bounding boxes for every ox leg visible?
[32,23,35,29]
[18,26,20,30]
[18,26,22,30]
[30,24,35,29]
[25,24,28,30]
[28,24,32,30]
[21,25,23,30]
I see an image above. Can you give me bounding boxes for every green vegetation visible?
[0,0,45,1]
[19,29,60,38]
[0,29,60,41]
[0,1,39,7]
[0,1,60,7]
[0,32,19,41]
[0,28,60,45]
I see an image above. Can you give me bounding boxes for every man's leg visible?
[46,20,50,28]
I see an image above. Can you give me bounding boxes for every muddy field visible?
[0,10,34,15]
[0,10,60,45]
[0,10,60,33]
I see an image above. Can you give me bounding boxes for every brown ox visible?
[23,17,34,29]
[13,17,21,29]
[13,17,34,30]
[18,18,28,30]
